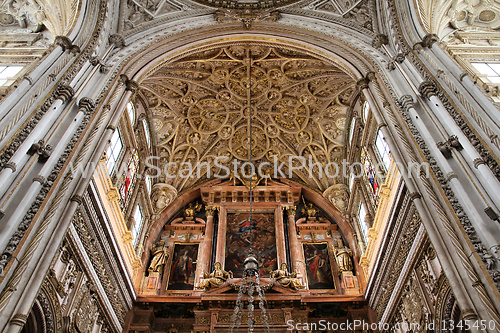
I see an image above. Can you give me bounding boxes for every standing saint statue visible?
[148,240,169,274]
[333,238,353,274]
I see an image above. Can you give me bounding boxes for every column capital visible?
[109,34,125,48]
[356,77,370,91]
[78,97,96,114]
[10,314,28,326]
[418,80,438,99]
[125,80,139,93]
[371,34,388,48]
[71,195,83,204]
[56,84,75,103]
[54,36,73,51]
[205,206,218,217]
[473,158,486,169]
[398,94,415,111]
[33,175,46,184]
[409,192,421,201]
[421,33,439,48]
[284,205,296,217]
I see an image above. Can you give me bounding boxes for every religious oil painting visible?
[303,243,335,289]
[168,244,198,290]
[225,212,277,278]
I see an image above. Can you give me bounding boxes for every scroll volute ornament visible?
[151,183,177,215]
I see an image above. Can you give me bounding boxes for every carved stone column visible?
[197,206,217,282]
[285,206,306,280]
[215,206,227,268]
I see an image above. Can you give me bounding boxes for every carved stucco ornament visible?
[151,183,177,215]
[323,184,349,215]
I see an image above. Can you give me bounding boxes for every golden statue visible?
[197,262,233,290]
[333,238,353,274]
[149,240,169,273]
[301,203,318,218]
[184,202,202,217]
[270,263,304,290]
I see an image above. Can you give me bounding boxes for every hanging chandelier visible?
[229,48,273,333]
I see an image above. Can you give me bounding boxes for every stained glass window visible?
[106,129,123,174]
[119,150,139,210]
[361,147,379,206]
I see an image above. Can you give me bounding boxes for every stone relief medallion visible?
[138,42,356,193]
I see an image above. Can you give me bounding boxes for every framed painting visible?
[167,244,198,290]
[303,243,335,289]
[225,212,277,278]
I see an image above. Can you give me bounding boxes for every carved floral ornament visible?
[136,42,356,195]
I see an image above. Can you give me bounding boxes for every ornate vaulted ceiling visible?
[416,0,500,39]
[136,42,356,195]
[121,0,375,34]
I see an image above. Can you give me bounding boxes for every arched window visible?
[358,202,368,244]
[361,147,379,206]
[348,118,356,144]
[142,119,151,147]
[362,101,370,122]
[471,62,500,84]
[145,175,152,194]
[375,129,391,170]
[0,65,23,87]
[132,204,143,246]
[119,150,139,210]
[127,102,136,125]
[106,129,123,174]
